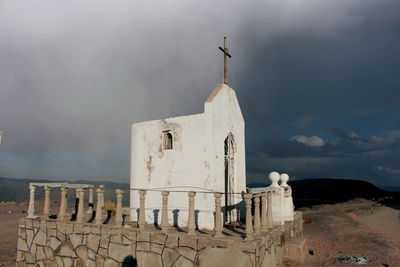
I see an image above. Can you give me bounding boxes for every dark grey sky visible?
[1,0,400,187]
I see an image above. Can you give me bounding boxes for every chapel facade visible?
[130,83,246,229]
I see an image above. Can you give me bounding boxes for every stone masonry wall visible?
[16,212,303,267]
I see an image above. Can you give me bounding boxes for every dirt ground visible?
[288,199,400,267]
[0,199,399,266]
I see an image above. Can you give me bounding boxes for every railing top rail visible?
[127,187,275,196]
[29,182,94,189]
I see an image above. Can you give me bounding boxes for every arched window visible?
[163,132,173,150]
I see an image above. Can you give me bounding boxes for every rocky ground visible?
[0,199,399,266]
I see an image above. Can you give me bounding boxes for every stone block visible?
[56,240,77,258]
[63,257,73,267]
[16,250,25,262]
[162,248,179,267]
[195,247,252,267]
[57,224,66,234]
[36,246,46,261]
[172,256,193,267]
[65,223,73,234]
[176,247,197,262]
[108,243,132,263]
[57,232,66,243]
[25,252,35,264]
[18,238,30,252]
[75,246,88,260]
[33,230,47,246]
[44,247,53,258]
[87,234,100,252]
[104,258,119,267]
[55,256,63,267]
[49,237,61,251]
[19,228,27,240]
[179,236,197,250]
[110,231,123,243]
[283,238,307,263]
[88,248,96,261]
[165,235,178,248]
[90,225,101,235]
[98,247,108,258]
[151,243,164,254]
[151,232,167,245]
[32,220,40,229]
[26,229,34,249]
[137,231,150,242]
[122,228,136,243]
[47,221,56,229]
[69,234,83,249]
[96,255,105,266]
[74,224,84,234]
[25,219,33,229]
[136,251,162,267]
[136,241,150,251]
[47,228,57,237]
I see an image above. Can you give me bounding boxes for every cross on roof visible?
[218,37,231,84]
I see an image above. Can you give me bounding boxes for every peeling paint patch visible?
[146,156,153,181]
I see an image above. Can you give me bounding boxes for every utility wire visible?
[0,130,123,180]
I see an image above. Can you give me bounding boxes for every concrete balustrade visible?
[43,186,51,217]
[115,189,124,227]
[138,190,147,228]
[95,188,103,224]
[244,193,254,240]
[253,194,261,234]
[187,191,196,235]
[160,191,170,232]
[213,192,223,238]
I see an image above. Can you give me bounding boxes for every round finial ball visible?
[280,173,289,186]
[269,171,280,186]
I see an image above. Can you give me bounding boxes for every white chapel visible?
[130,82,246,230]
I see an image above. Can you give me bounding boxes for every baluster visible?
[244,193,254,240]
[266,192,273,228]
[58,187,68,221]
[27,185,36,218]
[43,186,51,218]
[138,190,147,228]
[115,189,124,227]
[76,188,85,223]
[160,191,170,232]
[99,185,105,211]
[187,191,196,235]
[213,192,223,238]
[261,193,268,231]
[254,194,261,233]
[95,188,103,224]
[87,185,94,214]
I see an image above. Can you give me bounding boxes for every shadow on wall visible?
[122,256,137,267]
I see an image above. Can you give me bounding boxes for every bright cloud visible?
[290,135,325,147]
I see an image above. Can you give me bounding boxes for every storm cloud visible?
[0,0,399,186]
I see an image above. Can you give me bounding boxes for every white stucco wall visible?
[130,84,246,229]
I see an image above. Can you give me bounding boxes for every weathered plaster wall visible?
[130,84,246,229]
[16,212,303,267]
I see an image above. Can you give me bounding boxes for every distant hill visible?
[0,177,129,202]
[249,178,400,208]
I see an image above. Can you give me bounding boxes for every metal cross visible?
[219,37,231,84]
